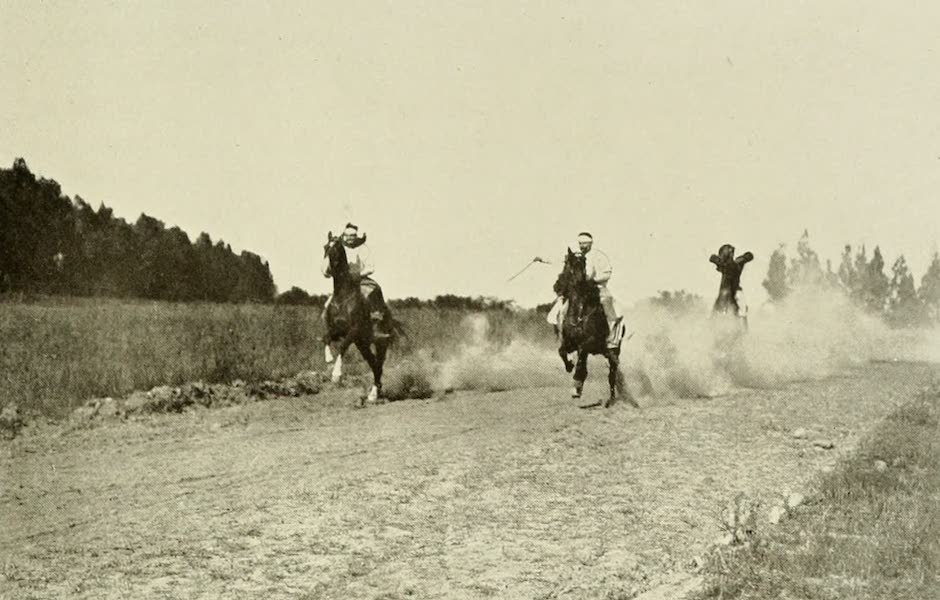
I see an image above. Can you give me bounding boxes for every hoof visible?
[571,387,582,399]
[367,385,379,403]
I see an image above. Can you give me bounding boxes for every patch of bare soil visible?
[1,362,936,599]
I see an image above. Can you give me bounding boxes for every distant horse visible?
[709,244,753,329]
[709,244,753,359]
[553,248,636,408]
[322,232,400,404]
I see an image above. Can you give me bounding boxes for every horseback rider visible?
[321,222,392,335]
[709,243,754,318]
[547,231,623,348]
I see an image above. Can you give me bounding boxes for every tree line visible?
[0,159,275,302]
[762,230,940,327]
[275,286,517,311]
[1,158,525,310]
[6,159,938,322]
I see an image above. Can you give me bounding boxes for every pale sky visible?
[3,1,939,307]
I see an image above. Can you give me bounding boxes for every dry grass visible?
[0,296,553,417]
[696,383,940,599]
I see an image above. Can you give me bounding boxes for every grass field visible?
[0,296,553,417]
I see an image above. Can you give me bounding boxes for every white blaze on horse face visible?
[331,354,343,383]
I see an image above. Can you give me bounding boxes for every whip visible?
[507,256,552,282]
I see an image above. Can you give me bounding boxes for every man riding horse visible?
[709,243,754,327]
[549,231,634,407]
[548,232,624,349]
[321,223,392,337]
[320,223,402,403]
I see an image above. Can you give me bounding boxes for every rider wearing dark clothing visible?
[709,244,753,317]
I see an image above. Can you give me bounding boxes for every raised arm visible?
[736,251,754,265]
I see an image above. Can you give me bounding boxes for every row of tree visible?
[0,159,276,302]
[275,286,517,311]
[6,159,937,324]
[762,230,940,327]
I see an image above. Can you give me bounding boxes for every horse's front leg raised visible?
[329,327,361,384]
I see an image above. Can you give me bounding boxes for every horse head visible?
[554,248,587,297]
[324,231,336,256]
[717,243,735,263]
[324,231,350,285]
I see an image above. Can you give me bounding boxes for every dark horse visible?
[322,232,400,403]
[553,248,636,408]
[709,244,754,329]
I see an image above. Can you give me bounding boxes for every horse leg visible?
[604,349,619,408]
[324,340,335,364]
[362,339,389,403]
[354,340,381,404]
[572,352,588,398]
[330,327,360,384]
[605,349,637,408]
[322,328,337,364]
[373,338,388,392]
[559,346,574,373]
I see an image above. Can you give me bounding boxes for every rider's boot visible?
[606,319,620,349]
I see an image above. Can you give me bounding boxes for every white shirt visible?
[584,248,612,286]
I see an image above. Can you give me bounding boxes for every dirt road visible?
[2,362,936,599]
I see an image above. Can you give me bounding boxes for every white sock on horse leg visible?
[331,355,343,383]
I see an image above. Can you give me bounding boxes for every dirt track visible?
[2,362,937,599]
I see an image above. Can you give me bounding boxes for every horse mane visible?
[554,252,601,306]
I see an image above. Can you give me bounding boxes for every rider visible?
[578,232,623,347]
[709,243,754,318]
[321,222,391,335]
[547,231,623,348]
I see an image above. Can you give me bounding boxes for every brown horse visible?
[322,232,401,403]
[554,248,636,408]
